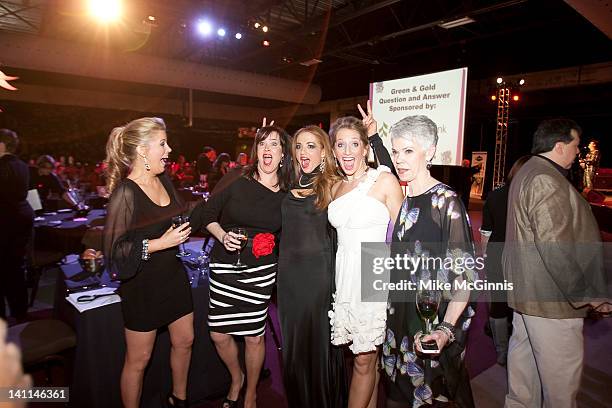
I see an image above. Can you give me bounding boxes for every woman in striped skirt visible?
[191,125,292,408]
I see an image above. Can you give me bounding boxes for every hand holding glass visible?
[172,215,191,257]
[230,227,248,266]
[416,286,441,354]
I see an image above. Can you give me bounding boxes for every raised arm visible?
[359,100,397,176]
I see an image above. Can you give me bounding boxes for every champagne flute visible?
[172,215,191,257]
[230,227,248,267]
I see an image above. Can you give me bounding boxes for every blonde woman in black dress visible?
[103,117,193,408]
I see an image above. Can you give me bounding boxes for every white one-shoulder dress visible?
[328,166,391,354]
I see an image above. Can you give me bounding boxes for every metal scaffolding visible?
[492,86,511,189]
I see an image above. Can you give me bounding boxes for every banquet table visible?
[58,240,231,408]
[33,209,106,256]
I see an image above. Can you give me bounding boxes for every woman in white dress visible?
[328,116,404,408]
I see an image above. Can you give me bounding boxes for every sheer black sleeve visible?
[103,182,146,280]
[189,176,235,232]
[369,133,397,177]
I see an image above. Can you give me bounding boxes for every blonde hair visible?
[329,116,369,151]
[104,117,166,194]
[292,126,340,210]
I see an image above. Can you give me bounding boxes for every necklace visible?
[298,174,314,188]
[293,164,321,189]
[343,166,368,183]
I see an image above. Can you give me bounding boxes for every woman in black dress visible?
[191,126,291,408]
[103,117,194,408]
[277,125,347,408]
[383,115,475,407]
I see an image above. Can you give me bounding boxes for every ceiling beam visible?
[564,0,612,39]
[0,32,321,104]
[0,83,271,123]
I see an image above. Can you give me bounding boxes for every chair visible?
[27,249,64,307]
[7,319,76,384]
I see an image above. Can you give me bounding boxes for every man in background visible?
[196,146,217,188]
[29,155,78,210]
[0,129,33,320]
[503,118,610,408]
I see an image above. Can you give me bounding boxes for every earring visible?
[279,156,283,168]
[143,156,151,171]
[320,157,326,172]
[426,159,432,170]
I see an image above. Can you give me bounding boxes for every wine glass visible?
[230,227,248,267]
[172,215,191,257]
[416,285,441,335]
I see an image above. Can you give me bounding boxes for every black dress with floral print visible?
[383,183,476,407]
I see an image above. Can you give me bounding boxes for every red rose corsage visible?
[252,233,275,259]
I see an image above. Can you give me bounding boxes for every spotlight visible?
[197,20,212,36]
[147,15,156,22]
[235,32,242,39]
[88,0,122,22]
[262,40,270,47]
[217,28,226,37]
[519,78,525,86]
[496,77,503,84]
[254,22,261,29]
[491,95,497,101]
[262,25,269,32]
[513,95,519,101]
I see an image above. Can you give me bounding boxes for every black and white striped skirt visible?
[208,262,276,337]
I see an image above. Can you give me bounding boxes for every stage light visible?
[147,15,156,22]
[513,95,519,101]
[197,20,212,36]
[491,95,497,101]
[217,28,226,37]
[519,78,525,86]
[88,0,122,22]
[262,25,269,32]
[496,77,503,84]
[262,40,270,47]
[254,22,261,29]
[235,32,242,39]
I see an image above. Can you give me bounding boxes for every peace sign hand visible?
[261,117,275,128]
[358,99,377,137]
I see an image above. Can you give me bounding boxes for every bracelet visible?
[435,321,456,343]
[141,239,150,261]
[435,326,454,343]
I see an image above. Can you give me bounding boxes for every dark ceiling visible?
[1,0,611,103]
